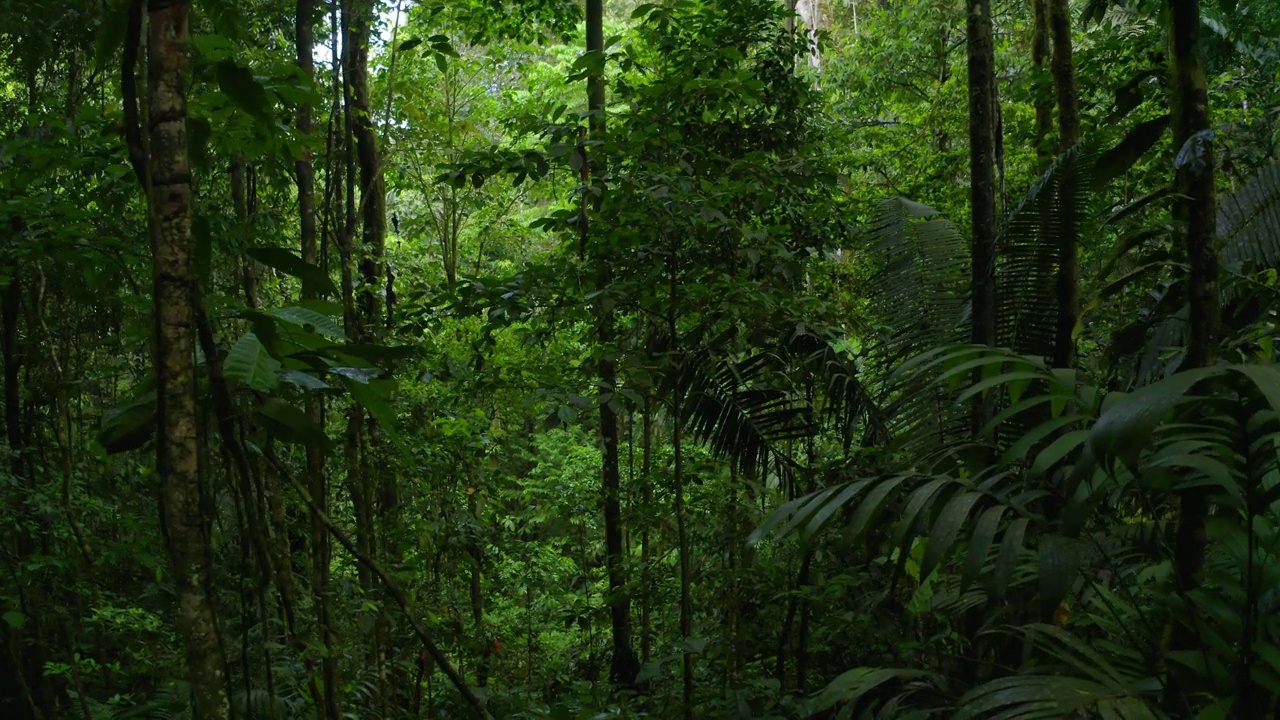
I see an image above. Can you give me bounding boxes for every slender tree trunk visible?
[1168,0,1217,671]
[640,397,653,667]
[1049,0,1080,369]
[966,0,997,350]
[1048,0,1080,151]
[669,244,693,718]
[146,2,231,718]
[0,242,47,720]
[967,0,998,437]
[339,10,385,706]
[1031,0,1052,161]
[343,0,385,336]
[468,489,489,686]
[295,2,341,716]
[583,0,639,688]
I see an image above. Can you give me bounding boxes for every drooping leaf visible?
[99,392,156,454]
[920,490,983,580]
[266,305,346,341]
[214,60,272,123]
[1087,367,1221,473]
[961,505,1006,590]
[223,332,281,391]
[256,397,329,449]
[246,247,337,297]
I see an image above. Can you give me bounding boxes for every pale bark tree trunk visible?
[343,0,395,706]
[344,0,386,337]
[146,2,230,718]
[794,0,822,69]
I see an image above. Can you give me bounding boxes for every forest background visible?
[1,0,1279,718]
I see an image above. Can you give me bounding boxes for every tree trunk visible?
[1167,0,1217,671]
[966,0,998,437]
[295,1,341,716]
[343,0,385,337]
[669,244,693,718]
[640,397,653,667]
[584,0,639,690]
[146,2,231,718]
[966,0,997,350]
[1031,0,1052,161]
[1049,0,1080,370]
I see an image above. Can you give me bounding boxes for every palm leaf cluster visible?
[859,197,969,448]
[1107,155,1280,386]
[751,126,1280,717]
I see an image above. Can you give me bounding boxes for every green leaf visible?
[847,474,912,544]
[246,247,337,297]
[281,370,330,391]
[256,398,329,449]
[800,480,871,546]
[3,610,25,630]
[341,377,408,459]
[223,332,280,391]
[1002,414,1081,465]
[99,392,156,454]
[889,477,954,563]
[1029,428,1090,478]
[920,491,982,580]
[992,517,1029,594]
[812,667,931,713]
[955,371,1047,404]
[214,60,272,123]
[1038,535,1083,620]
[749,492,812,545]
[1087,367,1221,473]
[961,505,1006,590]
[1093,115,1171,190]
[266,306,346,341]
[398,37,423,52]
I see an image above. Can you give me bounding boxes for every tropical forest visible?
[1,0,1278,717]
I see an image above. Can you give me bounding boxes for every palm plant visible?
[747,132,1280,717]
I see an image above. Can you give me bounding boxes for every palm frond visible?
[861,197,970,448]
[677,346,814,484]
[785,325,892,446]
[1107,156,1280,385]
[1219,157,1280,273]
[996,141,1103,359]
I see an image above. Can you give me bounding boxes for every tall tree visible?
[966,0,998,436]
[1168,0,1218,658]
[1049,0,1080,369]
[1031,0,1052,160]
[584,0,639,688]
[146,1,231,718]
[295,1,341,717]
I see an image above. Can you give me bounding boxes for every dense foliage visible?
[1,0,1278,718]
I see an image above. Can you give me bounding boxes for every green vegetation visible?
[1,0,1278,717]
